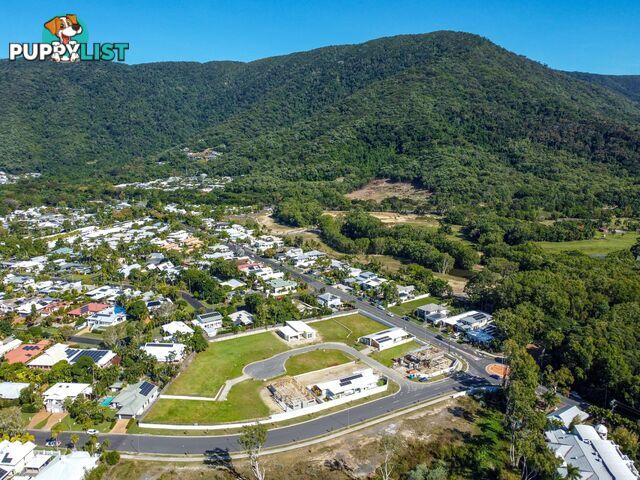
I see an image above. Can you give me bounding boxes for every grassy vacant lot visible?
[285,349,353,376]
[165,332,289,397]
[57,411,115,433]
[389,296,441,316]
[370,340,421,367]
[536,232,639,255]
[313,314,385,348]
[145,379,270,424]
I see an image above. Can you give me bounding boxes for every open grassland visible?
[369,340,422,367]
[285,349,354,376]
[389,296,442,316]
[312,314,385,348]
[165,332,289,397]
[536,232,639,255]
[145,379,270,424]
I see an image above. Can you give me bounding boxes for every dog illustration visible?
[44,14,83,62]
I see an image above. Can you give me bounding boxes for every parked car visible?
[86,429,98,435]
[45,439,61,447]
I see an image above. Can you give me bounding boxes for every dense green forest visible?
[2,31,640,216]
[570,72,640,104]
[466,240,640,410]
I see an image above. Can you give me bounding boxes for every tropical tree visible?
[238,423,268,480]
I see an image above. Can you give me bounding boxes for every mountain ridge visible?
[1,31,639,213]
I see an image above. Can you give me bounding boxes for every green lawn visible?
[284,349,353,376]
[389,297,441,316]
[165,332,289,397]
[536,232,639,255]
[145,379,270,424]
[57,412,115,433]
[370,340,421,367]
[312,314,385,348]
[132,380,401,434]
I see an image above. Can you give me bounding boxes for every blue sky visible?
[4,0,639,73]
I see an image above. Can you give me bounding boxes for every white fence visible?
[138,383,388,431]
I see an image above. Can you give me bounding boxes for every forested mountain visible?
[570,72,640,103]
[2,31,640,213]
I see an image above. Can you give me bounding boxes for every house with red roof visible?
[67,303,109,318]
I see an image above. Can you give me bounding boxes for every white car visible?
[86,429,98,435]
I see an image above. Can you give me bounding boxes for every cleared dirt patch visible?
[326,210,440,227]
[486,363,510,379]
[346,179,430,202]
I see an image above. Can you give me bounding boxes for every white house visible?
[161,321,194,338]
[358,328,414,351]
[267,279,297,296]
[415,304,449,323]
[441,310,493,331]
[310,368,381,400]
[140,343,185,362]
[277,321,317,342]
[27,344,117,369]
[43,383,92,413]
[228,310,254,327]
[0,439,36,477]
[29,451,99,480]
[86,306,127,331]
[317,293,342,309]
[0,382,29,400]
[193,311,223,337]
[220,279,245,290]
[0,338,22,357]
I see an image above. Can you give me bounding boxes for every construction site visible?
[391,345,458,381]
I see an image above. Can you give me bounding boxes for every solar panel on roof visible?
[377,336,391,343]
[139,381,155,396]
[472,313,485,320]
[339,373,363,387]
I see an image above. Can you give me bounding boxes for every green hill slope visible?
[1,31,640,213]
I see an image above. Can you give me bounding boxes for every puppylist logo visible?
[9,14,129,62]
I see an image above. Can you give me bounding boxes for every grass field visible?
[370,340,421,367]
[312,314,385,348]
[165,332,289,397]
[285,349,353,376]
[535,232,639,255]
[145,379,270,424]
[389,296,440,316]
[57,412,115,433]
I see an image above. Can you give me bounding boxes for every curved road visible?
[244,341,418,387]
[32,249,500,455]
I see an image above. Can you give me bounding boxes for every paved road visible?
[33,372,486,455]
[181,291,206,311]
[31,248,499,455]
[243,341,418,386]
[244,249,496,380]
[68,335,103,346]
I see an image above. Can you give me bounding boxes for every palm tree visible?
[70,433,79,450]
[542,390,559,411]
[565,463,581,480]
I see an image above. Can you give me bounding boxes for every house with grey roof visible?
[415,304,449,323]
[110,381,158,419]
[548,405,590,429]
[546,424,639,479]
